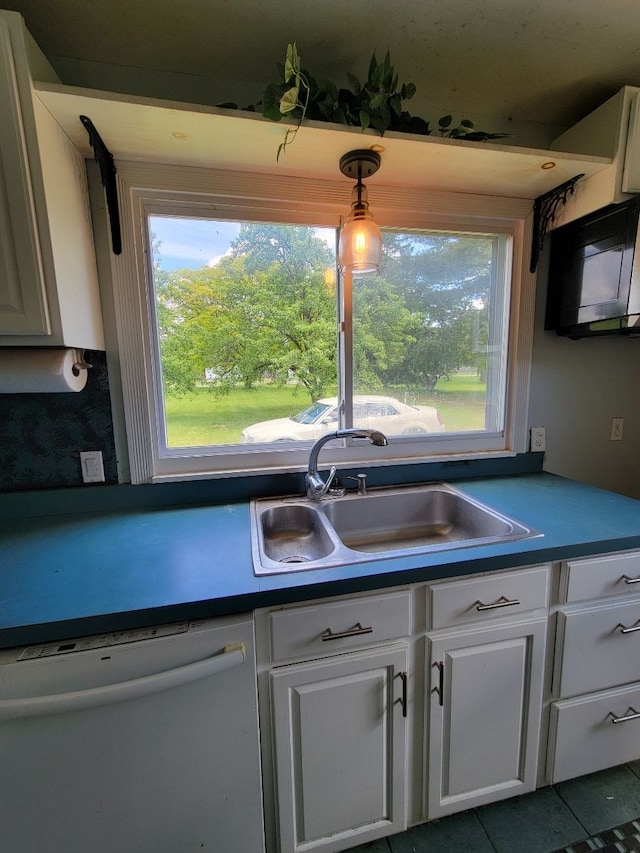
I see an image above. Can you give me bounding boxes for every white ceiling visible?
[3,0,640,142]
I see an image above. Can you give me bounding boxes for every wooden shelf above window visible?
[35,81,611,201]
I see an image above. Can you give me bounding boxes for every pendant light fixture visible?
[338,149,382,275]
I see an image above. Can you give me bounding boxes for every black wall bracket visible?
[530,174,584,273]
[80,115,122,255]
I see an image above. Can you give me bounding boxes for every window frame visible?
[96,161,536,485]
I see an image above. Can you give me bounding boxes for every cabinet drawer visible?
[268,590,412,663]
[428,565,549,630]
[561,551,640,603]
[557,597,640,696]
[548,683,640,783]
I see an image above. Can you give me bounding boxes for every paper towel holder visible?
[72,350,92,377]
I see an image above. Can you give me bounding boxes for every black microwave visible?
[545,196,640,337]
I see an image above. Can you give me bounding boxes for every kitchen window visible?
[100,163,535,483]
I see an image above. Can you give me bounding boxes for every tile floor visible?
[346,762,640,853]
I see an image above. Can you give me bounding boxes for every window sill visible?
[149,449,519,485]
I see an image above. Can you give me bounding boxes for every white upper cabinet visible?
[552,86,640,227]
[0,11,103,348]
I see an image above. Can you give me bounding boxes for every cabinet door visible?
[428,616,546,818]
[270,645,408,853]
[0,19,49,335]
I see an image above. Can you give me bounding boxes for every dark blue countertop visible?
[2,472,640,649]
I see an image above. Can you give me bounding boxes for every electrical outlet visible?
[530,426,546,452]
[80,450,105,483]
[610,417,624,441]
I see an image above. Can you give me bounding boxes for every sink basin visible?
[322,486,519,553]
[259,504,336,565]
[250,482,541,575]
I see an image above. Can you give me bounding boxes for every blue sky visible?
[149,216,241,271]
[149,216,336,272]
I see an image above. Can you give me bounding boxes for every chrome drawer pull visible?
[623,575,640,585]
[617,620,640,634]
[608,707,640,724]
[475,595,521,611]
[321,622,373,641]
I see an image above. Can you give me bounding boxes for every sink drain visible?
[279,555,312,564]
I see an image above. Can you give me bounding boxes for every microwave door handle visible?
[0,642,245,721]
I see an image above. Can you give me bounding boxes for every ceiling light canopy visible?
[338,149,382,275]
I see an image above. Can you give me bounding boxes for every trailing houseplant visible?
[253,43,508,159]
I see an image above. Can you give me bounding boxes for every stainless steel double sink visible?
[250,482,541,575]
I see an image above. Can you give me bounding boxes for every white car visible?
[240,395,444,443]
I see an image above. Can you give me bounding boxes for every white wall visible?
[528,250,640,499]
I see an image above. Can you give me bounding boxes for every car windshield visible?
[291,402,334,425]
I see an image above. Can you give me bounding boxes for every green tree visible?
[379,233,491,391]
[155,224,338,400]
[352,272,420,391]
[153,223,493,405]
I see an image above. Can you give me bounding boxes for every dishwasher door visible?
[0,612,265,853]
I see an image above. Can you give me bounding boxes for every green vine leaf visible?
[279,87,300,113]
[284,43,300,82]
[346,72,361,94]
[251,43,508,159]
[262,84,285,121]
[401,82,416,100]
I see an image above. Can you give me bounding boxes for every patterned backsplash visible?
[0,351,117,492]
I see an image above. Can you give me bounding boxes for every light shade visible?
[338,184,382,274]
[338,149,382,275]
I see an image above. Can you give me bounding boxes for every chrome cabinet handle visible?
[617,620,640,634]
[623,575,640,585]
[321,622,373,641]
[396,671,408,718]
[432,661,444,707]
[608,707,640,724]
[475,595,521,611]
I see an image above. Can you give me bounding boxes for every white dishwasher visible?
[0,612,265,853]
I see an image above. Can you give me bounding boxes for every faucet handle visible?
[323,466,338,493]
[322,467,347,497]
[306,465,340,500]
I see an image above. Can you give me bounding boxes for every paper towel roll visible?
[0,348,89,393]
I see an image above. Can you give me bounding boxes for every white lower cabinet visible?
[258,566,553,851]
[271,645,409,853]
[425,564,549,819]
[258,554,640,848]
[257,589,412,853]
[547,550,640,784]
[427,615,547,818]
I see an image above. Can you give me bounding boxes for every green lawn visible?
[164,373,487,447]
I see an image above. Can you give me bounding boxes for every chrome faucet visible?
[305,429,388,501]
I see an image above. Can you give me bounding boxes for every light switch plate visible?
[80,450,105,483]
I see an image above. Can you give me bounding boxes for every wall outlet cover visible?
[530,426,546,452]
[610,417,624,441]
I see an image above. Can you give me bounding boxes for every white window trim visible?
[92,161,536,485]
